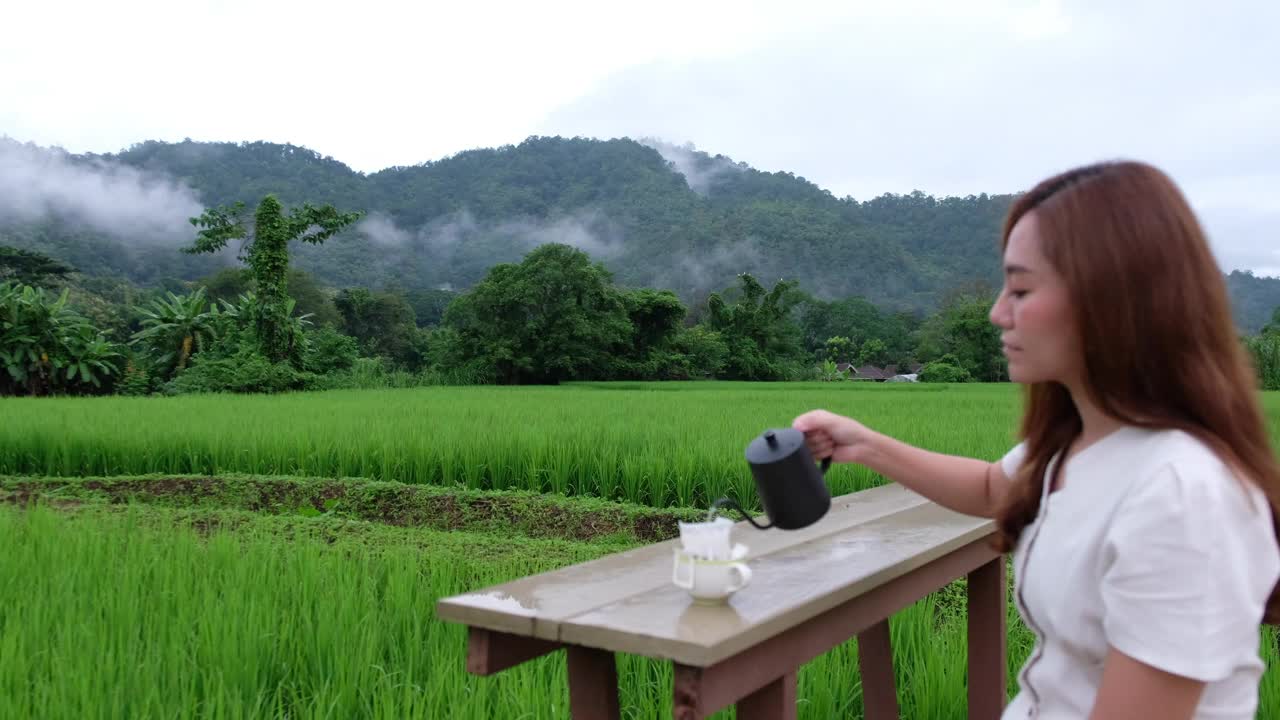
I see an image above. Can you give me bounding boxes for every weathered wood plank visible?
[660,536,997,710]
[436,484,941,641]
[558,503,994,665]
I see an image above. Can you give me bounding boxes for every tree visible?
[854,338,889,368]
[823,335,854,362]
[0,246,73,287]
[333,287,419,364]
[919,354,973,383]
[1264,307,1280,336]
[199,266,342,329]
[442,243,631,384]
[1245,334,1280,391]
[405,288,458,327]
[608,289,688,377]
[183,194,361,363]
[669,325,729,379]
[915,290,1005,382]
[704,273,807,380]
[129,287,219,378]
[0,282,124,396]
[622,289,686,352]
[796,294,918,367]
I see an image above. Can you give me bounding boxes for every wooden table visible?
[436,483,1007,719]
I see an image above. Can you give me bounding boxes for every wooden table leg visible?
[736,672,797,720]
[967,557,1007,720]
[858,619,899,719]
[567,646,621,720]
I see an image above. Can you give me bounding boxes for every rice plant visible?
[2,382,1031,510]
[0,503,1057,720]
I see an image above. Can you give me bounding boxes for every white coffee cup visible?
[672,548,752,604]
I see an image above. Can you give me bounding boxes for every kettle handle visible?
[820,456,832,473]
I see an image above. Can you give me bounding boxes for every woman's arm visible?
[793,409,1012,518]
[1088,647,1206,720]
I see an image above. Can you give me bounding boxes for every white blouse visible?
[999,425,1279,720]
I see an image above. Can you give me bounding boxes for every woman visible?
[793,161,1280,720]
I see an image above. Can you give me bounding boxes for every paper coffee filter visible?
[677,517,733,560]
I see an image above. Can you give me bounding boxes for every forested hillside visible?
[2,135,1278,330]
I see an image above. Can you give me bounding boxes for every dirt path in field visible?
[1,475,703,543]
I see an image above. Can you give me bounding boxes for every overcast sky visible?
[2,0,1276,275]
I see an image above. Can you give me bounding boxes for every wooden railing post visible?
[567,646,621,719]
[857,619,900,719]
[967,556,1007,719]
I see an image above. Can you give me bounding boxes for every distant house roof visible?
[908,363,923,374]
[835,362,853,373]
[855,365,887,380]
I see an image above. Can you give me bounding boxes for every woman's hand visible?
[791,409,877,465]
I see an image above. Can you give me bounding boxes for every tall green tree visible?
[704,273,806,380]
[915,289,1005,382]
[183,194,360,363]
[822,335,854,363]
[1246,334,1280,391]
[796,294,917,367]
[0,246,73,287]
[442,243,631,384]
[1263,307,1280,336]
[605,289,690,379]
[854,338,890,368]
[333,287,423,366]
[198,266,342,329]
[405,288,458,328]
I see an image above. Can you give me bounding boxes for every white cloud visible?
[536,1,1280,275]
[0,0,808,172]
[0,139,203,242]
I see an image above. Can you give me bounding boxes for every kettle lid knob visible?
[745,427,804,465]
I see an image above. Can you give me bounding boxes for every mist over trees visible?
[3,135,1277,332]
[2,135,1279,395]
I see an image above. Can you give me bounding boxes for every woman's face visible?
[989,211,1082,386]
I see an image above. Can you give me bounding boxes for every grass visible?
[5,382,1279,717]
[8,384,1273,512]
[5,490,1278,719]
[1,382,1027,509]
[0,500,1035,720]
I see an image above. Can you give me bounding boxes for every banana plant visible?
[59,324,125,388]
[1,281,123,395]
[130,287,217,378]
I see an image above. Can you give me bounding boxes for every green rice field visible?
[4,382,1279,719]
[1,382,1031,509]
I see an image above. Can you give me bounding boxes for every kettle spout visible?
[708,496,773,529]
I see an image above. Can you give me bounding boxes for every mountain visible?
[2,135,1278,331]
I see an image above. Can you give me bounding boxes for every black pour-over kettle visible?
[710,427,832,530]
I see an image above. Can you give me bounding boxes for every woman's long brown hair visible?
[990,160,1280,623]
